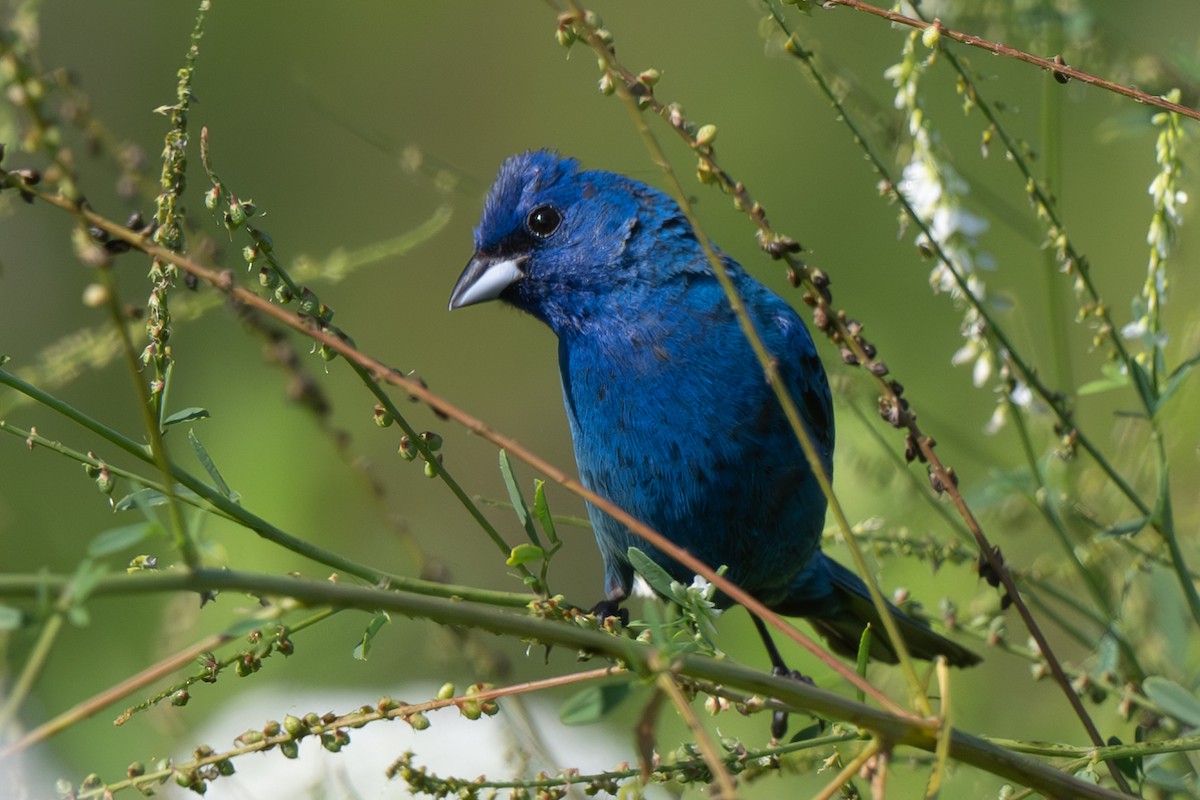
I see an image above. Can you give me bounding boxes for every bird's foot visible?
[590,599,629,628]
[770,667,814,741]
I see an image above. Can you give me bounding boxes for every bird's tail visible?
[806,557,981,668]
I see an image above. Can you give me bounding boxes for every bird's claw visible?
[769,667,813,741]
[590,599,629,627]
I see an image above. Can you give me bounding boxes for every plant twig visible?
[823,0,1200,123]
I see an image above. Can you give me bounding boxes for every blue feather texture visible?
[451,150,978,667]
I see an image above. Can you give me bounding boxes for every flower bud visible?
[398,436,416,460]
[373,404,394,428]
[225,196,247,228]
[298,287,320,317]
[96,466,115,495]
[283,714,306,737]
[695,124,718,148]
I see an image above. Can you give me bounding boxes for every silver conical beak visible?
[448,255,525,310]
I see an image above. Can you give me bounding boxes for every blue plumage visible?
[451,150,978,668]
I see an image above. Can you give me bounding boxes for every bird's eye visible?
[526,205,562,238]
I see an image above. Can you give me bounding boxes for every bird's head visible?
[449,150,695,334]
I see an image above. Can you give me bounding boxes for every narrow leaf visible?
[532,479,560,546]
[1078,362,1131,396]
[506,543,545,567]
[1144,677,1200,727]
[70,559,108,604]
[188,429,235,499]
[1155,353,1200,416]
[1129,360,1158,411]
[114,488,167,512]
[627,547,675,599]
[88,522,160,557]
[352,612,391,661]
[113,485,202,514]
[1096,517,1149,539]
[855,624,872,704]
[163,407,210,428]
[499,450,539,546]
[560,682,635,725]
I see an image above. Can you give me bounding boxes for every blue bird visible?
[450,151,979,681]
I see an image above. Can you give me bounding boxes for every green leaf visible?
[1143,753,1193,792]
[188,429,235,500]
[163,407,210,428]
[1154,352,1200,416]
[1143,676,1200,727]
[88,522,160,557]
[69,559,108,605]
[1095,517,1149,539]
[506,543,546,567]
[113,486,200,513]
[352,612,391,661]
[532,480,560,546]
[855,625,872,703]
[499,450,539,546]
[627,547,675,599]
[0,604,23,630]
[559,681,635,725]
[114,488,163,512]
[1078,361,1131,396]
[1129,359,1158,411]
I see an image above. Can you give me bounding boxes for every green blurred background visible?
[2,1,1198,796]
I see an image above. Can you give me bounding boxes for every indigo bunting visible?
[451,151,979,673]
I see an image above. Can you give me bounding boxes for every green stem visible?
[1006,396,1143,679]
[1038,2,1073,392]
[1152,424,1200,623]
[0,613,64,730]
[0,367,532,608]
[572,5,934,714]
[347,361,537,588]
[0,566,1131,800]
[99,266,199,569]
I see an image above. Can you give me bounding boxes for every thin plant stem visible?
[564,0,934,717]
[15,185,908,716]
[99,265,199,569]
[0,567,1137,800]
[824,0,1200,123]
[0,368,533,609]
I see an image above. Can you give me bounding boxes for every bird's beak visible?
[448,254,525,310]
